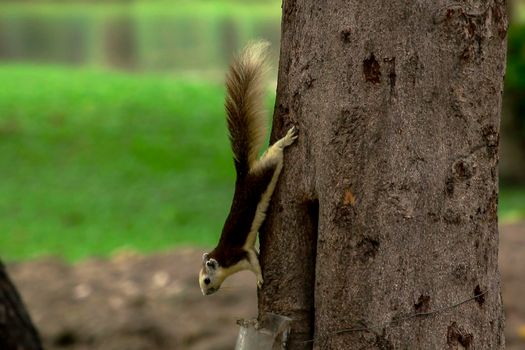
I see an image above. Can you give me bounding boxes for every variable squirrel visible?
[199,42,297,295]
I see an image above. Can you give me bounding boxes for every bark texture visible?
[0,261,43,350]
[259,0,507,349]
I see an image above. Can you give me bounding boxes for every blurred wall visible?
[0,3,281,72]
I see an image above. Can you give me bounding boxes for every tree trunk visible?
[259,0,507,349]
[0,261,43,350]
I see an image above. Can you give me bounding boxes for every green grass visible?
[499,187,525,223]
[0,64,240,262]
[0,65,523,262]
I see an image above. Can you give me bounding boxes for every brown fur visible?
[225,41,269,176]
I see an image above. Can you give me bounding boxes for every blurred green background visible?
[0,0,523,262]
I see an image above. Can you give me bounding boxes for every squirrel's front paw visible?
[257,277,264,289]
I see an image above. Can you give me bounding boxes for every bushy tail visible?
[225,41,269,176]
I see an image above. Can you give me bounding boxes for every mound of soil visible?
[8,248,256,350]
[7,223,525,349]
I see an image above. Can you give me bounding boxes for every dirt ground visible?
[7,222,525,350]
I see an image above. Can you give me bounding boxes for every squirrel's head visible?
[199,253,224,295]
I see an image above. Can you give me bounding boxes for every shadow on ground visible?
[7,222,525,349]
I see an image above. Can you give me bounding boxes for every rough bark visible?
[0,261,43,350]
[259,0,507,349]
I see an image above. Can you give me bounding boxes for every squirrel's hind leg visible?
[275,126,298,149]
[255,127,298,169]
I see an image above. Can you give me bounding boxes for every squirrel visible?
[199,42,297,295]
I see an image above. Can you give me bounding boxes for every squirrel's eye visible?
[204,277,211,285]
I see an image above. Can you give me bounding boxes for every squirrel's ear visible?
[206,258,218,270]
[202,253,209,262]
